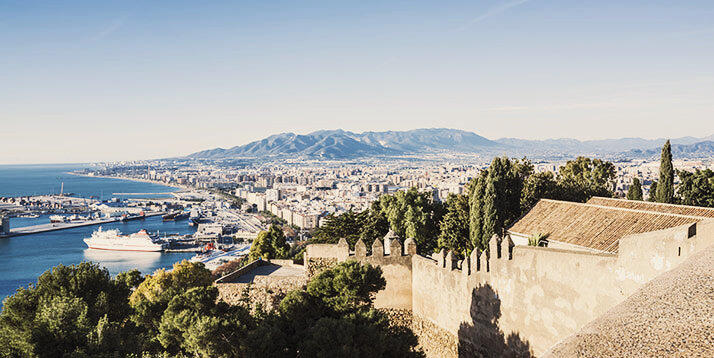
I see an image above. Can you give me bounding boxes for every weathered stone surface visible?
[545,245,714,358]
[303,219,714,358]
[216,275,307,312]
[355,239,367,258]
[412,315,458,358]
[380,308,413,328]
[306,257,338,278]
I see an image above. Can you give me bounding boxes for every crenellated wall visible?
[305,235,416,310]
[412,220,714,356]
[303,220,714,357]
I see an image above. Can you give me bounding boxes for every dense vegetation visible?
[310,142,710,259]
[0,260,422,358]
[314,156,617,257]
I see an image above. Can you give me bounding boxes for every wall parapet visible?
[411,221,714,356]
[305,233,417,310]
[306,236,417,263]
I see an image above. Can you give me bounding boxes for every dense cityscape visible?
[3,1,714,357]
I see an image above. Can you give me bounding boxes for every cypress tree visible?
[480,178,498,250]
[648,181,658,202]
[469,171,487,251]
[626,178,643,201]
[468,157,532,252]
[656,140,674,203]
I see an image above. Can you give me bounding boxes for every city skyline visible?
[2,0,714,164]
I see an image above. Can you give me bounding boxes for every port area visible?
[0,212,165,238]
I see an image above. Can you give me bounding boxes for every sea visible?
[0,164,197,303]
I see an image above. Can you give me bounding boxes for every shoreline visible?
[67,172,190,192]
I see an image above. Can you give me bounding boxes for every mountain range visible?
[186,128,714,161]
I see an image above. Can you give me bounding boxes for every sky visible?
[1,0,713,164]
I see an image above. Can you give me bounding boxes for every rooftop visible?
[508,198,711,253]
[586,196,714,218]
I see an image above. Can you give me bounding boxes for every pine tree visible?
[626,178,643,201]
[656,140,674,203]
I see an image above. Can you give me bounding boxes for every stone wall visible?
[305,257,338,277]
[303,221,714,357]
[412,314,458,357]
[216,275,307,312]
[305,236,416,310]
[411,220,714,356]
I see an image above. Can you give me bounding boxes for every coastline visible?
[67,172,189,191]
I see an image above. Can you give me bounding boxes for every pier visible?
[0,212,165,238]
[111,192,176,196]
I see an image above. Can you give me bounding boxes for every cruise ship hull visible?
[83,229,168,252]
[83,238,165,252]
[83,241,164,252]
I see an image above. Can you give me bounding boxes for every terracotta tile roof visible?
[586,197,714,219]
[508,199,705,253]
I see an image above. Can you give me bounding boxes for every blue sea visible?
[0,164,196,303]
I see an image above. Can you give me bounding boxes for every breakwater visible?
[2,212,165,238]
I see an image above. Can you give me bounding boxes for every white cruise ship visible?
[83,228,168,252]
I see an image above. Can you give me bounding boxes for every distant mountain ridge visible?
[187,128,498,159]
[186,129,714,160]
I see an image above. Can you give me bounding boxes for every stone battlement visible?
[305,219,714,356]
[305,233,416,310]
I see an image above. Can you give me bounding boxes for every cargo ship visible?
[119,212,146,222]
[83,228,168,252]
[163,211,189,221]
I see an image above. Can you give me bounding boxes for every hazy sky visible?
[2,1,713,164]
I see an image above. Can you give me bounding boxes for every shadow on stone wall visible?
[457,284,532,358]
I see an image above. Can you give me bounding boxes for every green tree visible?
[116,269,145,289]
[626,177,643,201]
[656,140,675,203]
[648,181,658,202]
[312,210,365,247]
[246,261,423,357]
[520,171,559,211]
[129,260,213,348]
[437,193,471,255]
[157,286,253,357]
[557,157,615,202]
[379,187,443,254]
[469,170,488,252]
[249,224,290,260]
[359,201,390,247]
[268,225,290,259]
[469,157,531,252]
[677,169,714,207]
[0,262,138,357]
[307,260,386,312]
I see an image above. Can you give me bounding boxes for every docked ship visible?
[49,215,66,223]
[83,228,168,252]
[119,211,146,222]
[163,211,189,221]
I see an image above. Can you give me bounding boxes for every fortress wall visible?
[305,237,415,310]
[411,221,714,356]
[303,221,714,357]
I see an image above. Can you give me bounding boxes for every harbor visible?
[2,211,165,238]
[0,165,270,302]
